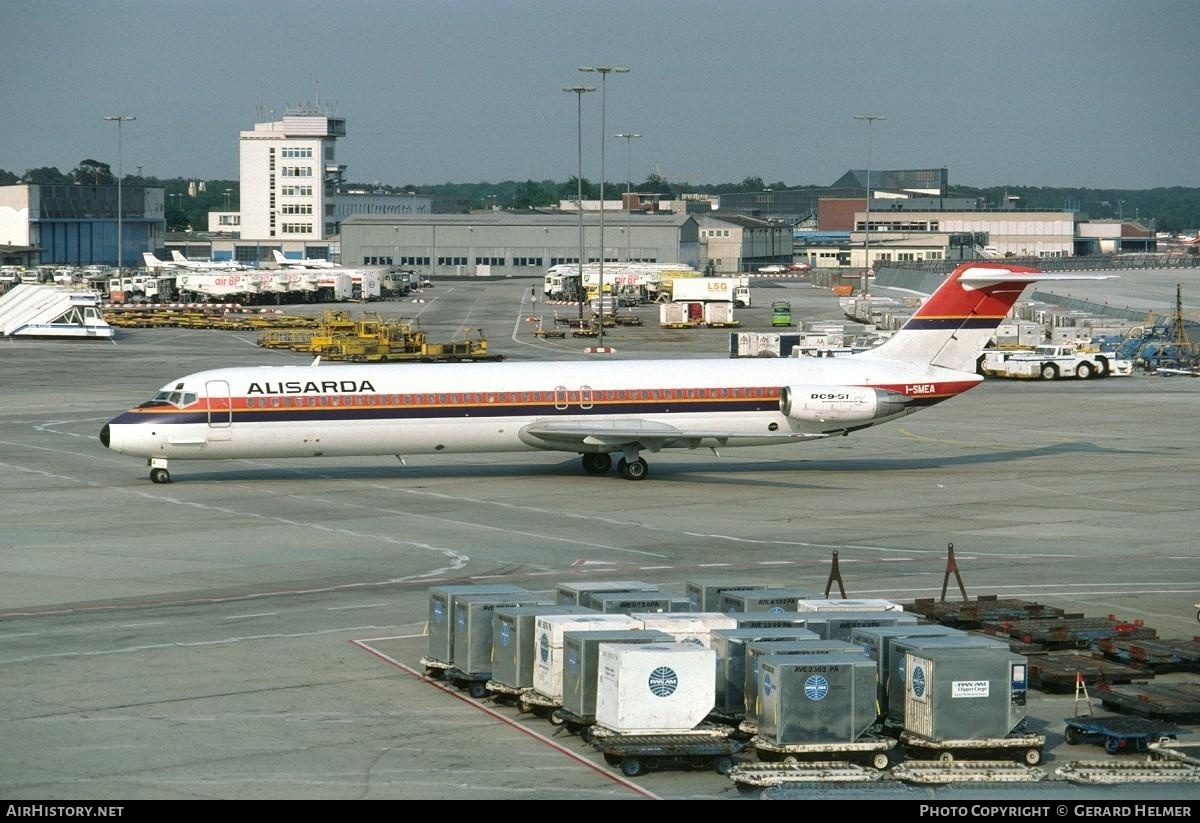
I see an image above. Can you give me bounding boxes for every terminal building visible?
[0,113,1160,272]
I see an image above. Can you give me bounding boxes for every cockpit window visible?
[139,390,198,409]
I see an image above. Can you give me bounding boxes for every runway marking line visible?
[349,637,661,800]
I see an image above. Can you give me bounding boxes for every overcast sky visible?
[6,0,1198,191]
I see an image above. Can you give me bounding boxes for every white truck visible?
[669,276,751,308]
[977,344,1133,380]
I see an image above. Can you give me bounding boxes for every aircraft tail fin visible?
[865,263,1111,372]
[142,252,166,269]
[272,250,288,264]
[170,250,188,263]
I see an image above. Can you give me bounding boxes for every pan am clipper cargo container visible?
[595,642,718,734]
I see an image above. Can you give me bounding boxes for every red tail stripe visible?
[915,263,1041,319]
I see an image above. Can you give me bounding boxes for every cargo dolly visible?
[727,760,884,793]
[417,656,492,699]
[515,688,562,720]
[899,729,1045,766]
[750,733,897,770]
[1063,714,1186,754]
[587,728,747,778]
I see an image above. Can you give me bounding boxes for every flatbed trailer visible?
[1063,714,1186,754]
[587,728,746,777]
[899,729,1046,765]
[751,733,897,770]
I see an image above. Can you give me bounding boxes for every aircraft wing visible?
[1154,367,1200,377]
[520,418,827,453]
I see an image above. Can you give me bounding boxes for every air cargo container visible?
[887,634,1011,724]
[904,645,1030,741]
[490,605,596,692]
[742,640,862,722]
[560,629,673,721]
[719,587,817,614]
[555,580,659,607]
[797,610,918,642]
[796,598,904,612]
[728,612,815,630]
[532,613,642,703]
[451,592,550,681]
[595,643,717,734]
[630,612,739,648]
[711,628,821,717]
[755,653,879,745]
[684,578,780,611]
[850,625,967,715]
[425,583,530,665]
[589,591,686,615]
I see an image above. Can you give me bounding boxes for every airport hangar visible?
[337,211,702,276]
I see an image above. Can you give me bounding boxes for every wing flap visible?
[519,418,826,453]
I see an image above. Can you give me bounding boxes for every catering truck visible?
[669,276,751,308]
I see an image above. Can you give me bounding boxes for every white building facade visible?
[238,109,346,243]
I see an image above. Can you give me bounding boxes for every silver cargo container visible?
[795,598,904,612]
[719,587,817,613]
[728,612,815,630]
[756,653,879,745]
[710,627,820,716]
[491,605,596,690]
[426,583,529,663]
[743,639,860,721]
[561,629,673,719]
[555,580,658,607]
[588,591,684,615]
[904,645,1030,741]
[684,578,780,611]
[798,610,918,642]
[850,625,966,714]
[888,634,1011,724]
[451,593,552,678]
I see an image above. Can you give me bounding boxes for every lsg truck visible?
[669,277,751,308]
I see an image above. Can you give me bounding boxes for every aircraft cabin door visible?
[205,380,233,441]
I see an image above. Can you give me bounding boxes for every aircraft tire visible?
[581,453,612,474]
[617,457,648,481]
[150,468,171,484]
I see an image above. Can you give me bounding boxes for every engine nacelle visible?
[779,385,908,424]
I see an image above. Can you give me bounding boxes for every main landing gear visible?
[579,452,649,481]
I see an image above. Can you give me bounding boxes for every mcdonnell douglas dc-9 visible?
[100,263,1106,484]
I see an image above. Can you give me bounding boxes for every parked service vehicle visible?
[977,344,1132,380]
[670,277,751,308]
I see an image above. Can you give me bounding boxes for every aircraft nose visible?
[99,423,110,448]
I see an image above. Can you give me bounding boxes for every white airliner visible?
[142,252,179,271]
[272,249,338,269]
[170,251,246,271]
[100,263,1110,484]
